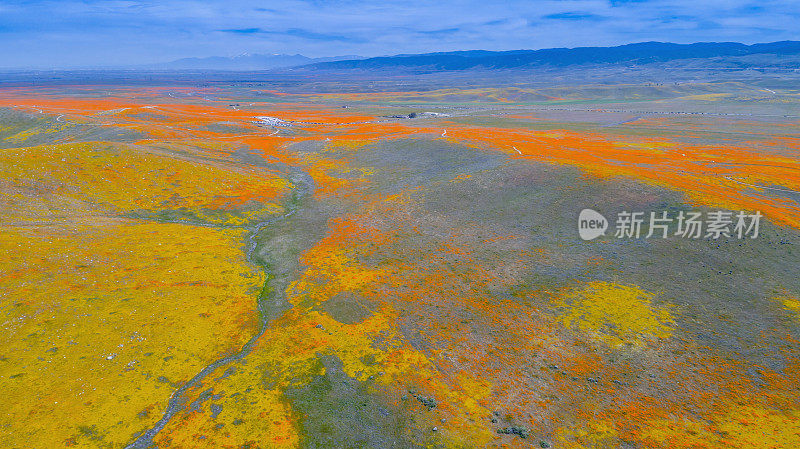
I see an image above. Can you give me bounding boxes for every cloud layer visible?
[1,0,797,68]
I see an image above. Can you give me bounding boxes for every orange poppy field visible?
[1,82,799,448]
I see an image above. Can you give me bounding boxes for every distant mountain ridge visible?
[152,53,364,70]
[300,41,800,71]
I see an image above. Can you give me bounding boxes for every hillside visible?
[303,41,800,71]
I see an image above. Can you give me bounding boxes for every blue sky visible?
[0,0,797,68]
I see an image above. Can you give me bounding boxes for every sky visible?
[0,0,798,68]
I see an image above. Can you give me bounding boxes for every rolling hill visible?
[301,41,800,71]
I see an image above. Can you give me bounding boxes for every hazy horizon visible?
[1,0,798,69]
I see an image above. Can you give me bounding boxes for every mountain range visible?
[301,41,800,71]
[150,53,364,70]
[147,41,800,72]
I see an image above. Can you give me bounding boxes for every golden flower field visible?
[1,82,799,448]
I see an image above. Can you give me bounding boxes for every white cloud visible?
[0,0,797,68]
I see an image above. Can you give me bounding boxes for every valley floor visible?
[1,80,799,448]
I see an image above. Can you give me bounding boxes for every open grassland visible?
[1,81,799,448]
